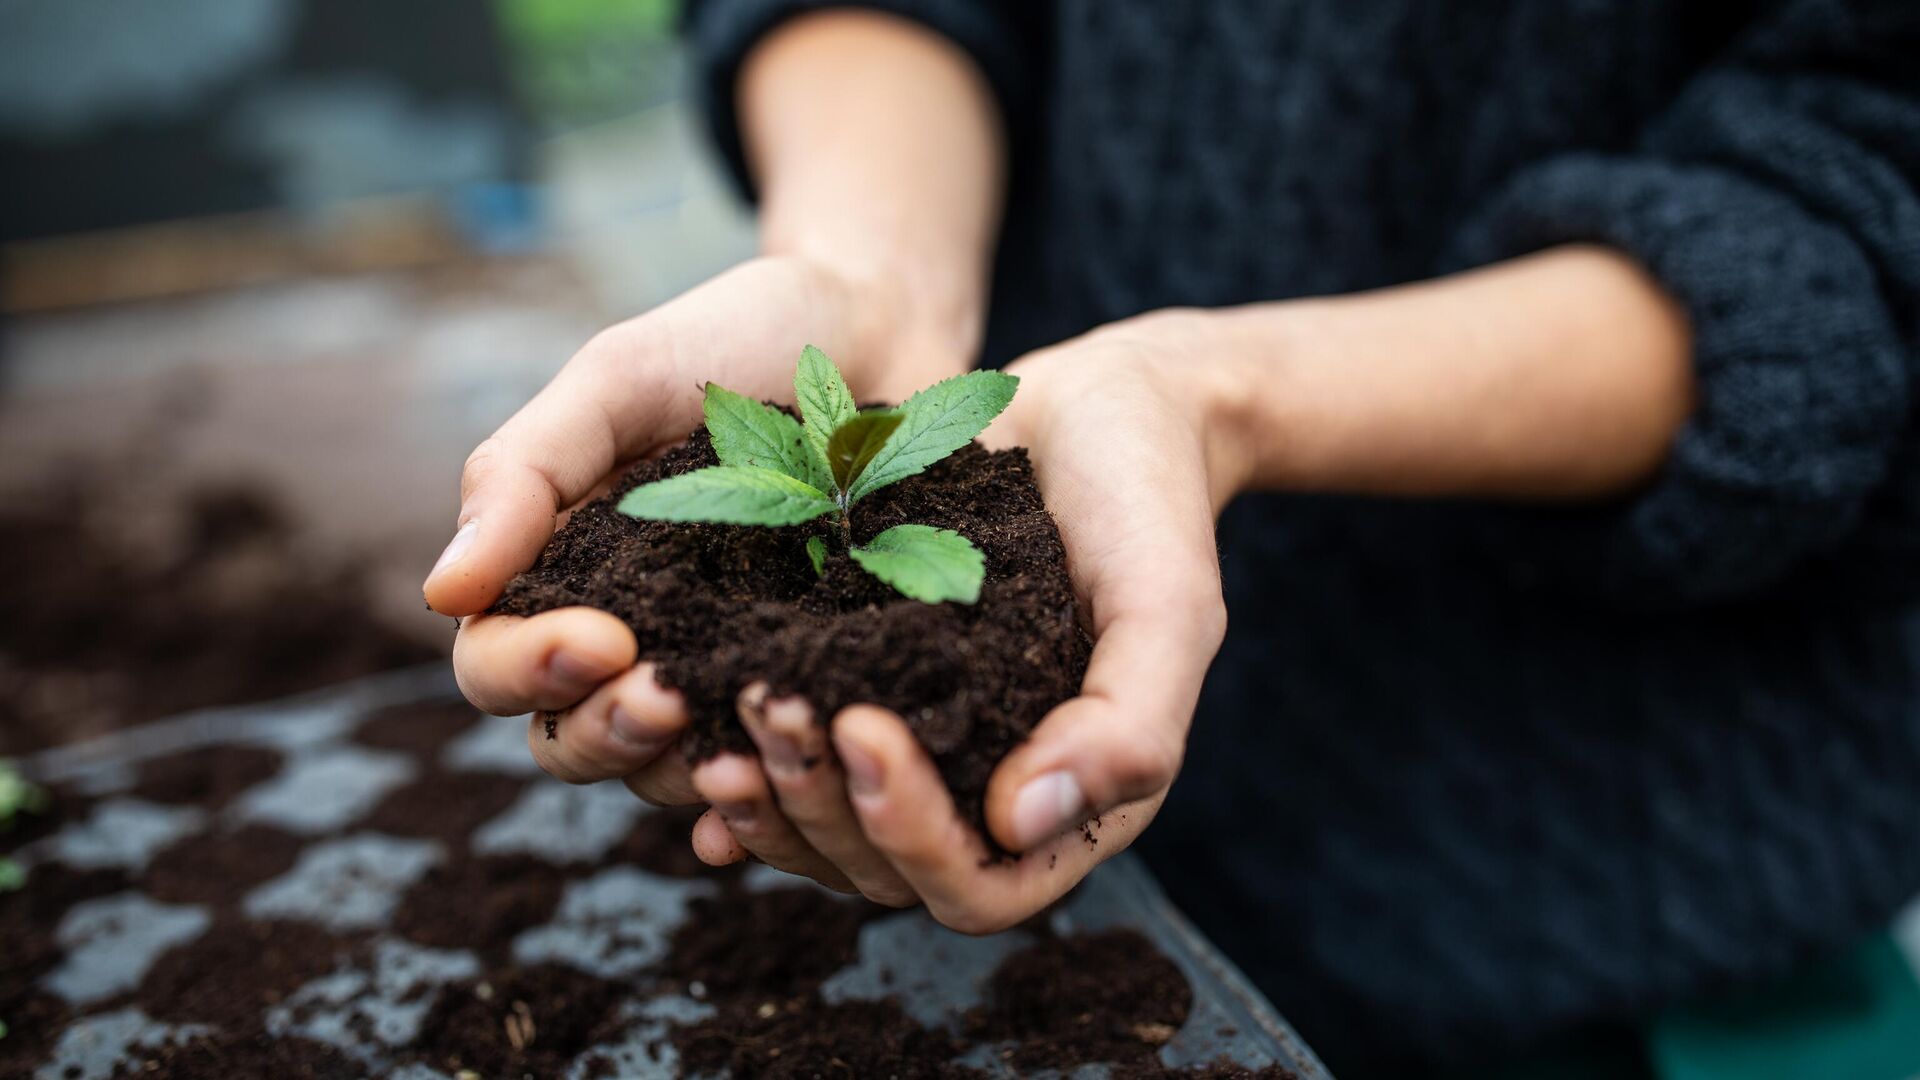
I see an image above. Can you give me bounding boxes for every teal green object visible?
[1651,934,1920,1080]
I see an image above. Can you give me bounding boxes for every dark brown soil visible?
[131,744,283,810]
[356,770,529,845]
[0,483,441,755]
[0,862,132,1024]
[616,805,738,879]
[492,428,1091,834]
[664,886,882,999]
[143,823,305,905]
[0,992,72,1078]
[0,781,83,858]
[659,883,986,1077]
[408,963,633,1078]
[350,698,481,757]
[969,929,1195,1071]
[139,916,351,1021]
[389,853,569,957]
[6,696,1281,1079]
[107,1027,365,1079]
[670,996,984,1080]
[0,862,133,931]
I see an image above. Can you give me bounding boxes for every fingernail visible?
[608,705,663,753]
[715,801,756,828]
[548,650,612,695]
[740,685,804,774]
[1011,771,1085,849]
[756,728,805,775]
[738,682,769,721]
[429,521,479,581]
[835,736,884,799]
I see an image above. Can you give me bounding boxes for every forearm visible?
[739,10,1004,384]
[1197,244,1695,502]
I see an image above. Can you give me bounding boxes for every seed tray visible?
[13,667,1331,1078]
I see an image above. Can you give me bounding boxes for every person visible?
[423,2,1920,1074]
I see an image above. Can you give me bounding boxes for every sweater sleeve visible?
[679,0,1044,202]
[1445,0,1920,605]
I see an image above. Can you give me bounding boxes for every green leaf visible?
[805,536,828,577]
[618,466,836,526]
[850,524,986,604]
[825,410,904,495]
[0,763,43,826]
[794,345,857,485]
[848,371,1018,502]
[0,857,21,893]
[702,383,827,489]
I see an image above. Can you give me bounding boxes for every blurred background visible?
[0,0,751,753]
[5,7,1920,1078]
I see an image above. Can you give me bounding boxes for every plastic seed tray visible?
[14,667,1332,1078]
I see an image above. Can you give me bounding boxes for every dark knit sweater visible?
[683,1,1920,1073]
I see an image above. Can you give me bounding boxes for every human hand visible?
[423,255,969,800]
[689,311,1237,930]
[685,245,1696,927]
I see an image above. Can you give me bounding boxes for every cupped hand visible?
[425,254,964,798]
[696,311,1237,932]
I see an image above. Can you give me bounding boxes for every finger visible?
[691,807,748,866]
[423,256,858,617]
[528,662,688,783]
[425,357,620,615]
[452,608,636,715]
[984,594,1222,852]
[622,749,703,807]
[690,752,854,892]
[739,685,916,907]
[832,706,1071,933]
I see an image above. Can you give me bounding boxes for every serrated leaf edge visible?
[616,465,836,526]
[849,371,1017,502]
[703,383,823,488]
[794,345,857,486]
[849,524,986,605]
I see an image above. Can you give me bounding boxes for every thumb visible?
[983,607,1220,852]
[424,348,684,616]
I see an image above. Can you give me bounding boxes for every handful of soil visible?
[492,426,1091,834]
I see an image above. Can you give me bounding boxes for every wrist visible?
[1199,299,1339,497]
[768,242,985,397]
[842,260,987,395]
[1185,316,1267,509]
[743,8,1001,396]
[1077,308,1265,512]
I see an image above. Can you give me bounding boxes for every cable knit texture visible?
[683,0,1920,1073]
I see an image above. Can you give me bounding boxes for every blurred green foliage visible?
[494,0,677,46]
[0,761,43,896]
[493,0,684,129]
[0,762,45,826]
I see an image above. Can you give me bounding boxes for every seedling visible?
[618,346,1016,604]
[0,761,46,894]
